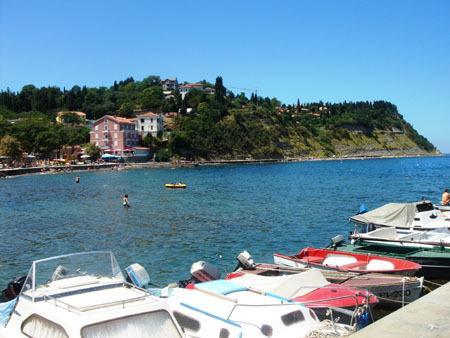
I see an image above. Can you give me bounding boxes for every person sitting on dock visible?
[442,189,450,206]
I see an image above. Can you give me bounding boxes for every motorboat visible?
[351,227,450,248]
[0,251,183,338]
[165,183,187,189]
[274,247,422,276]
[169,280,354,337]
[231,252,423,308]
[333,229,450,279]
[125,263,355,337]
[350,200,450,231]
[225,269,379,325]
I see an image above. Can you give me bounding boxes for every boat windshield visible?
[20,251,124,299]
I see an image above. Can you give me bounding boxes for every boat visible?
[350,200,450,231]
[274,247,422,276]
[333,236,450,279]
[165,182,187,189]
[125,263,355,337]
[230,252,423,308]
[225,269,379,324]
[351,227,450,248]
[0,251,183,338]
[168,280,354,337]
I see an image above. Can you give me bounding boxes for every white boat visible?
[125,264,354,337]
[351,226,450,248]
[166,280,354,338]
[0,251,183,338]
[350,200,450,231]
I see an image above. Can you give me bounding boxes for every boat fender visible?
[356,310,370,330]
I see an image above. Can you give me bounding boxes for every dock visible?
[353,281,450,337]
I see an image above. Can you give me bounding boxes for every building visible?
[161,78,178,91]
[56,111,86,124]
[179,83,205,99]
[89,115,140,156]
[135,112,164,137]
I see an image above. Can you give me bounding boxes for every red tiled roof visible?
[179,82,204,88]
[57,111,86,117]
[137,112,159,118]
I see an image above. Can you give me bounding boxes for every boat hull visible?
[336,242,450,279]
[231,264,423,308]
[273,248,420,276]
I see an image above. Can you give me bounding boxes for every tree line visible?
[0,75,436,162]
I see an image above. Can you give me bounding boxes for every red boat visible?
[226,269,379,324]
[273,247,421,276]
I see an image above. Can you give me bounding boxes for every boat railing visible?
[41,281,156,313]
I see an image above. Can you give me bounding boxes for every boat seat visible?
[366,259,394,271]
[303,257,324,264]
[323,254,357,267]
[337,262,368,270]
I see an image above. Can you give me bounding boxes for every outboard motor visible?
[329,234,345,249]
[190,261,221,282]
[125,263,150,288]
[1,275,26,302]
[235,251,256,270]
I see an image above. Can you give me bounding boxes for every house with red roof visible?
[89,115,142,157]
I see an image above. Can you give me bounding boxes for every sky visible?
[0,0,449,152]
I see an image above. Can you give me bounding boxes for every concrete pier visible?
[353,281,450,338]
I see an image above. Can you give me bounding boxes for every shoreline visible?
[0,152,443,178]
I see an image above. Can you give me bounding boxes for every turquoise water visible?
[0,156,449,287]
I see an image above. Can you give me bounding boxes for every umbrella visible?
[101,153,121,159]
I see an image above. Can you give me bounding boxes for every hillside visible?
[0,76,438,161]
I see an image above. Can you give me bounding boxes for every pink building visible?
[90,115,140,156]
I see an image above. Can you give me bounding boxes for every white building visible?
[135,112,164,137]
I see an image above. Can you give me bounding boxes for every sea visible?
[0,155,449,287]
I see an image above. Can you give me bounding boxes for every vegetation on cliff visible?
[0,75,436,160]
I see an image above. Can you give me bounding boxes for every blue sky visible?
[1,0,449,151]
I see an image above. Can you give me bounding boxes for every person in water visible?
[75,175,80,183]
[123,194,130,208]
[442,189,450,206]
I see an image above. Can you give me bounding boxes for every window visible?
[104,123,108,130]
[114,133,117,139]
[173,311,200,332]
[95,142,98,146]
[95,134,99,139]
[151,126,153,130]
[114,141,118,147]
[95,125,98,131]
[151,118,153,123]
[281,310,305,326]
[21,314,68,338]
[114,124,118,130]
[141,119,144,123]
[81,310,181,338]
[141,126,144,131]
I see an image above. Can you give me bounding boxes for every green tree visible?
[62,112,82,125]
[84,143,101,160]
[214,76,226,103]
[140,87,164,110]
[0,135,22,161]
[118,102,135,117]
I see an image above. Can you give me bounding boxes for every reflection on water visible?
[0,156,449,286]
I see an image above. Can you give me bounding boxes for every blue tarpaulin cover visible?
[0,298,17,327]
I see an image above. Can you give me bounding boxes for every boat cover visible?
[232,269,329,298]
[350,202,418,228]
[0,298,17,327]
